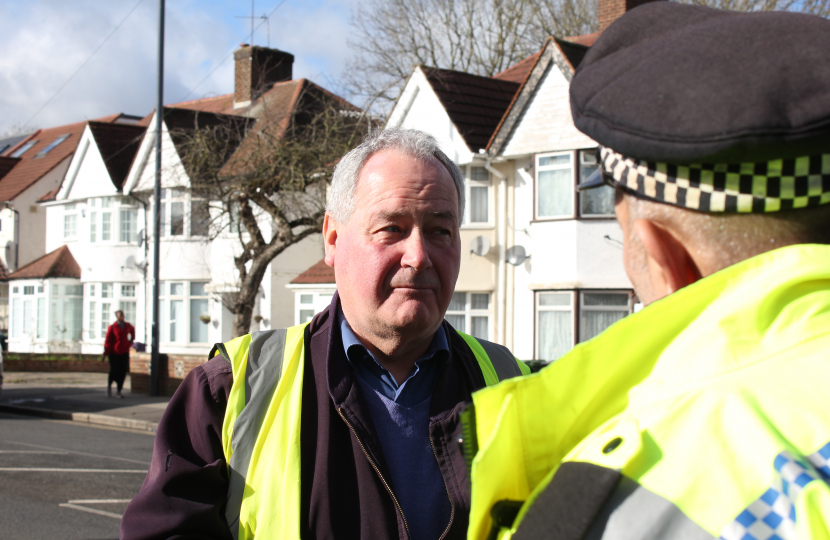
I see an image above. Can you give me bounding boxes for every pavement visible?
[0,372,169,433]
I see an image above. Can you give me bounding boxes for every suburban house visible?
[380,0,661,361]
[0,114,141,339]
[10,45,347,358]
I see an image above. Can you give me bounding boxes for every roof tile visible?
[421,67,520,152]
[290,259,335,284]
[8,245,81,280]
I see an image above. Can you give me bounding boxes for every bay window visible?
[535,149,615,219]
[161,280,210,343]
[445,292,491,340]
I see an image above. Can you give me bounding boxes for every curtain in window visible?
[120,301,137,327]
[89,301,97,340]
[169,299,183,341]
[171,202,185,236]
[37,298,46,339]
[538,169,573,217]
[580,310,627,342]
[538,310,572,361]
[446,314,465,332]
[471,316,488,340]
[11,298,20,338]
[470,186,488,222]
[190,298,209,343]
[581,185,615,216]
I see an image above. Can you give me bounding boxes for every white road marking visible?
[0,450,69,454]
[0,467,146,473]
[68,499,132,504]
[0,439,150,465]
[59,503,123,519]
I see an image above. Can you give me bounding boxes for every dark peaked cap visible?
[570,3,830,213]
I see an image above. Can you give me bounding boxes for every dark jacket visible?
[121,295,491,540]
[104,321,134,356]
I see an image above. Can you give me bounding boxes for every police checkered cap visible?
[600,147,830,213]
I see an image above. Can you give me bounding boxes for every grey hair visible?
[622,190,830,274]
[327,128,465,223]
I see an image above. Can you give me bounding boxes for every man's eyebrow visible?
[373,210,457,221]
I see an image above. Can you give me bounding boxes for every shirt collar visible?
[337,306,449,387]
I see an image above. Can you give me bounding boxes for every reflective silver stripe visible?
[584,476,714,540]
[224,329,288,540]
[475,338,523,381]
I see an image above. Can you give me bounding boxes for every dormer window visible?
[34,134,70,158]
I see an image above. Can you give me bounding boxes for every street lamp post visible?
[150,0,165,397]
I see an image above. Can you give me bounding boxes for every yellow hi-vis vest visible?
[467,244,830,540]
[211,324,529,540]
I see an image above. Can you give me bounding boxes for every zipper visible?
[337,407,412,540]
[430,431,455,540]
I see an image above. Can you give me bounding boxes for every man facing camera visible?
[121,128,527,540]
[465,4,830,540]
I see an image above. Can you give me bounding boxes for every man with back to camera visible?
[120,128,528,540]
[464,4,830,539]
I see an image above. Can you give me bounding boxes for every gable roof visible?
[290,258,335,284]
[8,245,81,280]
[486,36,590,155]
[420,66,521,152]
[88,122,146,190]
[0,121,87,202]
[494,52,543,84]
[0,114,135,202]
[0,157,20,181]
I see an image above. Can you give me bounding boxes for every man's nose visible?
[400,230,432,271]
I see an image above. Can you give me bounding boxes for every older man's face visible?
[324,149,461,347]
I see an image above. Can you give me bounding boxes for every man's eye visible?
[381,225,403,233]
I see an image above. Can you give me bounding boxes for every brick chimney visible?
[598,0,664,33]
[233,45,295,109]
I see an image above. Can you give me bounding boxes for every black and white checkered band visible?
[600,147,830,213]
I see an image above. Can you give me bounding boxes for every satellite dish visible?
[505,245,529,266]
[125,255,136,267]
[470,235,491,257]
[137,229,145,248]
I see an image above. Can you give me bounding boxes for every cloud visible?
[0,0,363,135]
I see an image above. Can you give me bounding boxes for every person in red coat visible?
[102,310,134,398]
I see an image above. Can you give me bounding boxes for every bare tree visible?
[175,86,371,336]
[345,0,829,114]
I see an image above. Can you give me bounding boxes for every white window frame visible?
[578,290,634,342]
[63,203,78,239]
[462,165,493,228]
[153,189,207,239]
[294,290,335,325]
[85,281,139,341]
[534,148,616,220]
[535,152,575,220]
[445,291,492,340]
[534,289,634,362]
[160,280,211,344]
[535,291,576,361]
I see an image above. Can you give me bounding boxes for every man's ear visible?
[632,218,702,299]
[322,214,337,267]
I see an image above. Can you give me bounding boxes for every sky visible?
[0,0,362,135]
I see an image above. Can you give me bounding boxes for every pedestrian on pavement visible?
[102,309,134,399]
[465,4,830,540]
[120,128,529,540]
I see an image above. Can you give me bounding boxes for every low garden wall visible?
[4,353,109,373]
[129,352,207,396]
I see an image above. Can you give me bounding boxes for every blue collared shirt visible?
[339,308,449,407]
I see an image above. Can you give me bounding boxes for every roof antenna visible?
[234,1,256,46]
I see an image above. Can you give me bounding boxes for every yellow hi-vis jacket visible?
[466,244,830,540]
[212,324,529,540]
